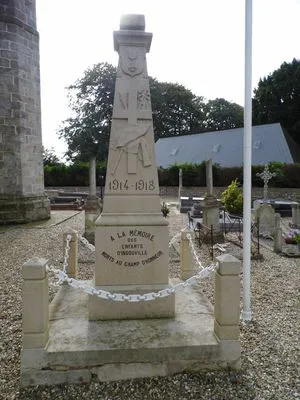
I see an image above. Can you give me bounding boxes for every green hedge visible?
[44,162,106,187]
[158,162,300,187]
[44,162,300,188]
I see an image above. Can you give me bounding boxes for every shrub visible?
[221,179,243,216]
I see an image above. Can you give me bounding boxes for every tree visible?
[205,98,244,131]
[43,147,61,166]
[58,62,116,162]
[150,78,206,140]
[59,62,245,163]
[253,58,300,145]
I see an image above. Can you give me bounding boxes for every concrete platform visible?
[20,281,240,386]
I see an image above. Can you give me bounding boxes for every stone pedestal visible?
[0,0,50,224]
[202,196,221,232]
[22,258,49,349]
[180,230,194,280]
[88,14,174,320]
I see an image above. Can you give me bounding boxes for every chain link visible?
[169,226,187,248]
[186,233,205,270]
[62,234,72,274]
[79,235,95,252]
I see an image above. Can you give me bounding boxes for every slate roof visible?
[155,123,299,167]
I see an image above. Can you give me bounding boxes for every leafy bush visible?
[221,179,243,216]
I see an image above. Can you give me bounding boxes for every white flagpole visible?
[242,0,253,321]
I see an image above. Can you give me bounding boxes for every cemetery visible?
[1,198,299,398]
[0,4,299,399]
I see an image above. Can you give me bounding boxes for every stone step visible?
[21,281,240,387]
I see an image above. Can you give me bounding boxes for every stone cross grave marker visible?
[89,14,175,320]
[256,164,277,203]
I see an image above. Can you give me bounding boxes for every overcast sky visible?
[36,0,300,158]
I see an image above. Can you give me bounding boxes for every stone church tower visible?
[0,0,50,224]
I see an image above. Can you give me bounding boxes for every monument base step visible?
[20,280,241,387]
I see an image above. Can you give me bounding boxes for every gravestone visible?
[190,196,203,218]
[0,0,50,224]
[254,203,276,236]
[89,14,175,320]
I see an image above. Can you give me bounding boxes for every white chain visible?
[79,234,95,252]
[169,226,188,248]
[63,234,72,273]
[187,233,205,270]
[46,230,217,302]
[47,263,216,302]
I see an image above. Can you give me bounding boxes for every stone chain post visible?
[63,229,78,278]
[273,213,282,253]
[214,254,240,341]
[22,258,49,349]
[180,230,194,280]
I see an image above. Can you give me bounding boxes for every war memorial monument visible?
[20,14,241,386]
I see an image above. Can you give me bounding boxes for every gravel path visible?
[0,208,299,400]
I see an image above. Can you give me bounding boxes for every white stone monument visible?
[21,15,241,386]
[89,14,175,320]
[256,164,277,203]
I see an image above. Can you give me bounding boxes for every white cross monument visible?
[256,164,277,203]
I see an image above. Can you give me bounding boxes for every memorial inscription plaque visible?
[89,14,175,320]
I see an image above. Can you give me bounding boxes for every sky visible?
[36,0,300,159]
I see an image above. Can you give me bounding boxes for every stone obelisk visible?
[0,0,50,224]
[89,14,175,320]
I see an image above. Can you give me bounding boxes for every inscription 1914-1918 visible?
[108,178,155,191]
